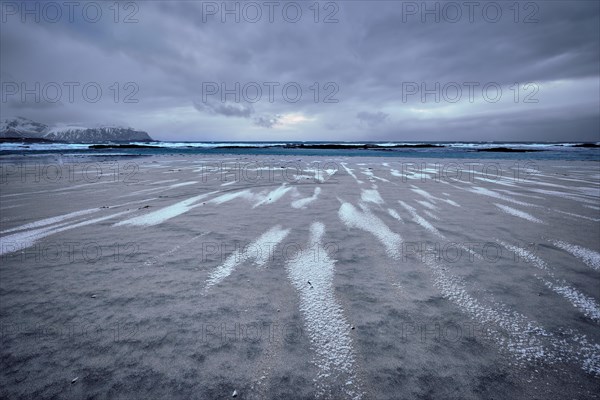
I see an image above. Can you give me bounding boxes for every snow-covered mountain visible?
[0,117,48,139]
[0,117,153,143]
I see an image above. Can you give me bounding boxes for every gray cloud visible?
[1,1,598,141]
[254,114,282,128]
[356,111,389,127]
[193,99,254,118]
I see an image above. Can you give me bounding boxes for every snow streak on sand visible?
[360,168,389,182]
[424,248,600,375]
[467,187,536,207]
[410,187,437,202]
[291,187,321,209]
[338,203,402,259]
[443,198,460,207]
[543,281,600,322]
[423,210,440,220]
[0,210,131,256]
[360,189,384,205]
[416,200,437,211]
[398,201,443,238]
[494,203,543,223]
[0,208,98,234]
[341,163,363,184]
[208,189,254,205]
[253,184,293,208]
[500,242,600,322]
[551,209,600,222]
[389,169,402,178]
[286,222,363,399]
[204,225,290,289]
[396,210,599,374]
[475,177,516,187]
[422,253,553,364]
[150,179,179,185]
[169,181,198,188]
[115,191,218,226]
[387,208,403,222]
[552,240,600,271]
[411,187,460,207]
[496,189,546,200]
[528,188,597,205]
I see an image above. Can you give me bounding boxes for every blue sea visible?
[1,141,599,161]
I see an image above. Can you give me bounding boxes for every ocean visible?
[1,141,599,161]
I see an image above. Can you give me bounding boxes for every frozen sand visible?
[1,154,599,399]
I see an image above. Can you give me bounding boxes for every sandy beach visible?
[1,154,599,399]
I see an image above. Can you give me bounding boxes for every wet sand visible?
[1,154,599,399]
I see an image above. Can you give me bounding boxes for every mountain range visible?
[0,117,153,143]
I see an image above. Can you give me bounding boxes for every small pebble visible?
[91,294,97,298]
[232,389,238,397]
[71,377,78,384]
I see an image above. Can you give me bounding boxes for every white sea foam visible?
[204,225,290,289]
[286,222,363,399]
[338,202,402,259]
[494,203,543,223]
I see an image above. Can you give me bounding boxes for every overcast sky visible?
[1,0,599,141]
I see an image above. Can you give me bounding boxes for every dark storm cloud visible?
[0,0,598,140]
